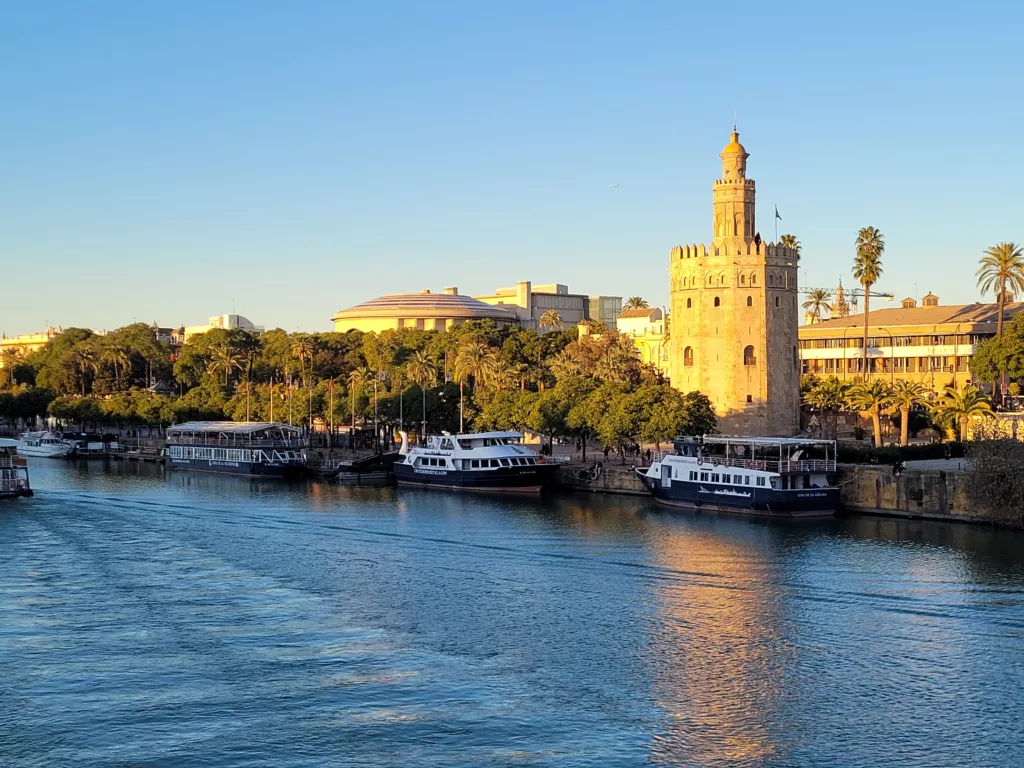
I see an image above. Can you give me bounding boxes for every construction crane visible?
[799,286,894,313]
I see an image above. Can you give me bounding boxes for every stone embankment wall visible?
[838,464,976,523]
[558,461,987,525]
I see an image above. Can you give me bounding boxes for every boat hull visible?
[394,462,558,493]
[165,457,305,480]
[636,471,838,518]
[17,445,73,458]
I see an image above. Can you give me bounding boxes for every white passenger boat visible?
[18,431,75,458]
[395,431,558,493]
[0,447,32,499]
[636,435,840,518]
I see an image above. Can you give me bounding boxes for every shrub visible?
[962,439,1024,526]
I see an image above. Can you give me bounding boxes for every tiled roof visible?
[801,302,1024,332]
[617,307,659,319]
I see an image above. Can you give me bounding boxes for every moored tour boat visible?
[165,421,306,479]
[395,430,557,492]
[636,435,840,518]
[0,447,32,499]
[18,431,74,458]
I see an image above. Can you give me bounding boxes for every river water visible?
[2,460,1024,767]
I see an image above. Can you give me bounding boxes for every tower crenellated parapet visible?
[668,130,800,436]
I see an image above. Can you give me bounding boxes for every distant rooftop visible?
[803,302,1023,331]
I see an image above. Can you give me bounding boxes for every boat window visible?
[689,471,697,480]
[757,477,766,486]
[711,473,719,483]
[744,476,751,485]
[500,459,510,467]
[471,459,480,468]
[459,440,471,449]
[769,477,778,489]
[722,474,730,484]
[440,439,454,450]
[700,472,709,481]
[527,458,535,465]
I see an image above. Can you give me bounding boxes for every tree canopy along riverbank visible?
[0,321,715,450]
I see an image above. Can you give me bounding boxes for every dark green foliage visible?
[836,441,965,464]
[963,439,1024,527]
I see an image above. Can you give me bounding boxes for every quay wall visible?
[557,461,987,525]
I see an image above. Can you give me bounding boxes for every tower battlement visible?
[668,130,800,436]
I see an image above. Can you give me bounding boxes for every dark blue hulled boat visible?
[636,435,840,518]
[394,431,558,493]
[164,421,306,479]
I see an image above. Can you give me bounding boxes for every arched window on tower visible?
[751,274,757,286]
[708,275,715,286]
[720,274,727,285]
[775,296,781,308]
[683,347,693,367]
[744,345,756,366]
[740,274,746,285]
[768,274,775,286]
[686,298,692,308]
[714,297,721,307]
[746,296,753,307]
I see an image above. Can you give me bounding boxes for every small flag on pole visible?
[775,205,782,220]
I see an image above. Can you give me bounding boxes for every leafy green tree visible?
[1,347,19,388]
[207,345,243,388]
[853,226,885,380]
[803,376,850,440]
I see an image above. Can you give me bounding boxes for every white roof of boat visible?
[167,421,301,434]
[450,431,523,440]
[700,435,835,446]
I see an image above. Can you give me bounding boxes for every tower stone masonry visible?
[668,130,800,436]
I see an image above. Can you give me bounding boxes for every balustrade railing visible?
[698,456,835,473]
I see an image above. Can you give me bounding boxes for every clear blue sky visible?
[2,1,1022,335]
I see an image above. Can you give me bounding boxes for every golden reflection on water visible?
[647,523,789,766]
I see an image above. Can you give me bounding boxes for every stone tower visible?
[668,130,800,436]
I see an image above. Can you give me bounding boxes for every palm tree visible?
[931,385,993,442]
[848,380,892,447]
[207,345,243,387]
[890,380,930,447]
[1,347,20,388]
[404,350,436,438]
[803,376,850,440]
[73,347,99,396]
[290,335,316,387]
[853,226,885,380]
[547,349,582,381]
[780,233,802,255]
[101,346,131,391]
[976,242,1024,402]
[802,289,832,323]
[538,309,563,333]
[347,367,372,432]
[624,297,649,310]
[453,340,496,389]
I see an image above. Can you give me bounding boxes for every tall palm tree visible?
[547,349,582,381]
[538,309,563,333]
[1,347,20,388]
[890,380,930,447]
[405,350,436,438]
[290,335,316,387]
[977,242,1024,402]
[802,376,850,440]
[802,289,832,323]
[931,385,993,442]
[780,233,802,255]
[853,226,885,380]
[101,346,131,391]
[624,296,649,310]
[73,347,99,396]
[207,345,243,387]
[847,380,892,448]
[453,340,496,389]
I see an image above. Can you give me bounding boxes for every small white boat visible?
[18,431,75,458]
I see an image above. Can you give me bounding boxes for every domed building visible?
[331,287,519,333]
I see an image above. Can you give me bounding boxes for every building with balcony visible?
[798,294,1020,391]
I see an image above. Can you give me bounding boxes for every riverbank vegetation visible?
[0,321,716,450]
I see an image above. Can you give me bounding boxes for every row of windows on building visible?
[801,356,971,374]
[799,334,990,350]
[415,456,538,469]
[167,446,255,462]
[682,345,757,366]
[683,295,790,309]
[673,272,793,291]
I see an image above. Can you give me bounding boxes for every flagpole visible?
[774,204,779,243]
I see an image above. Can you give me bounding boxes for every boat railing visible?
[0,476,30,492]
[166,437,305,448]
[700,457,836,473]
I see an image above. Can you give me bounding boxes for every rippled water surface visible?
[3,460,1024,767]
